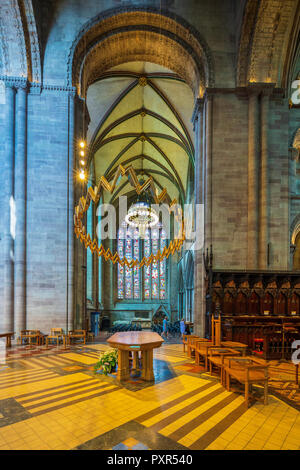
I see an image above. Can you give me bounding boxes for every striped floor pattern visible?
[15,376,119,417]
[0,369,58,392]
[19,351,100,369]
[136,379,245,450]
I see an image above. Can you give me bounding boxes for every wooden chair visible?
[86,331,95,343]
[68,329,86,345]
[19,330,41,346]
[46,328,64,347]
[223,357,269,408]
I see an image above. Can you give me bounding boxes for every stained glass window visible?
[117,223,167,301]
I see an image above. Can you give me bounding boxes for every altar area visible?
[107,331,164,381]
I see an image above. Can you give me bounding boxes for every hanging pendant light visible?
[125,178,159,237]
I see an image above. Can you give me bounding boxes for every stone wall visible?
[26,90,70,332]
[268,97,290,269]
[210,92,249,269]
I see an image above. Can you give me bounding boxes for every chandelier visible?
[74,164,185,269]
[125,201,159,236]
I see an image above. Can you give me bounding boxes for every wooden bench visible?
[221,341,248,356]
[195,341,214,370]
[223,356,269,408]
[68,329,86,345]
[189,337,209,358]
[207,347,241,385]
[0,333,14,348]
[182,334,198,353]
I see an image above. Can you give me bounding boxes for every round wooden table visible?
[107,331,164,381]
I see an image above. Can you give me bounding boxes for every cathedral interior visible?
[0,0,300,453]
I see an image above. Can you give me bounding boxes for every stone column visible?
[247,86,260,269]
[258,87,272,269]
[192,98,206,337]
[3,83,16,332]
[289,148,299,196]
[67,91,75,332]
[14,83,27,335]
[204,94,213,248]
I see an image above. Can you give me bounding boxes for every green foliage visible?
[94,348,118,376]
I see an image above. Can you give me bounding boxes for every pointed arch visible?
[68,6,214,97]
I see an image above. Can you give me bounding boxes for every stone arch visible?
[291,214,300,246]
[291,128,300,152]
[68,6,214,98]
[293,232,300,270]
[237,0,298,87]
[0,0,41,82]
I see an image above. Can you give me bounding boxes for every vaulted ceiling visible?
[86,62,195,206]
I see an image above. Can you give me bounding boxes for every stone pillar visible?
[67,92,75,332]
[192,98,206,337]
[14,84,27,335]
[247,87,259,269]
[258,88,271,269]
[204,94,213,247]
[3,83,16,332]
[289,148,299,196]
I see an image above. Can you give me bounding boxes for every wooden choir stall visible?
[209,271,300,360]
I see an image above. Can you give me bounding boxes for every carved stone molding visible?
[67,6,214,98]
[21,0,41,84]
[237,0,298,87]
[0,0,27,77]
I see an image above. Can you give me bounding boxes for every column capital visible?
[1,76,28,90]
[247,81,276,97]
[68,87,77,99]
[4,81,16,91]
[16,82,28,92]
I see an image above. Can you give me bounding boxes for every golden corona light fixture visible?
[74,163,186,269]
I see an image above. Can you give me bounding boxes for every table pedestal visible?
[117,350,130,380]
[107,332,163,382]
[141,350,154,381]
[131,351,140,371]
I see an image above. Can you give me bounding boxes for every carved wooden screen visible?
[290,293,300,315]
[222,292,234,314]
[249,291,260,315]
[235,292,247,314]
[277,292,287,315]
[263,292,274,314]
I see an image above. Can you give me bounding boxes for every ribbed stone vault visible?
[86,61,195,205]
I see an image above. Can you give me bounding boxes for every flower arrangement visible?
[94,348,118,375]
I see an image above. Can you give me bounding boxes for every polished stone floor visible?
[0,340,299,450]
